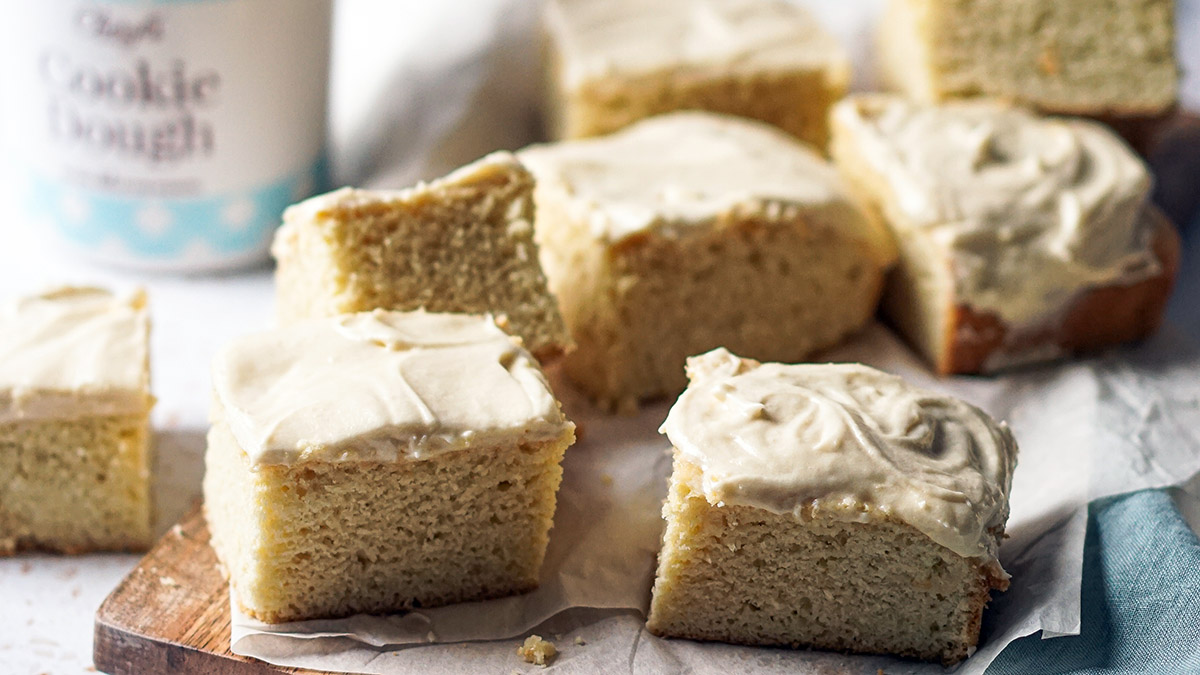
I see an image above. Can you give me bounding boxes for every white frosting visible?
[833,95,1161,325]
[0,287,150,423]
[212,310,571,465]
[520,112,895,261]
[546,0,849,89]
[661,349,1018,565]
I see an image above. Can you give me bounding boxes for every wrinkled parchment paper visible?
[231,1,1200,671]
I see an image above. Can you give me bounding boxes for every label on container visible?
[0,0,331,271]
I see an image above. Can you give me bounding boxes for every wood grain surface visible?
[92,503,326,675]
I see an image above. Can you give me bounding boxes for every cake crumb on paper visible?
[426,631,436,643]
[517,634,557,666]
[574,636,586,646]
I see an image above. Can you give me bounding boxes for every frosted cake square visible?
[203,310,575,623]
[830,95,1178,374]
[520,112,895,411]
[647,349,1018,665]
[0,287,153,555]
[272,151,569,358]
[542,0,850,150]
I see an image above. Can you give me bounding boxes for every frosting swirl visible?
[661,349,1018,565]
[833,95,1161,324]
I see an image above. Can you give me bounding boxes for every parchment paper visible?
[229,1,1200,671]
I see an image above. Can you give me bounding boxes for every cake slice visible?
[878,0,1178,117]
[203,310,575,623]
[647,349,1018,665]
[0,287,154,555]
[271,152,569,358]
[542,0,851,150]
[830,95,1179,374]
[520,112,895,411]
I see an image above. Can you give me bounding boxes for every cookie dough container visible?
[1,0,332,272]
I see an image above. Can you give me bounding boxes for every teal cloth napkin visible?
[988,210,1200,673]
[987,490,1200,673]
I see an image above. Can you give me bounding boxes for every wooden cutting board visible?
[92,504,326,675]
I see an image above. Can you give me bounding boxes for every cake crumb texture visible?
[204,417,573,623]
[647,456,1004,665]
[517,635,557,666]
[273,153,569,358]
[879,0,1177,115]
[0,415,152,555]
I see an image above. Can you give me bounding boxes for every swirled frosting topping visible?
[0,287,150,422]
[661,349,1018,563]
[520,113,895,262]
[833,95,1161,324]
[212,310,571,465]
